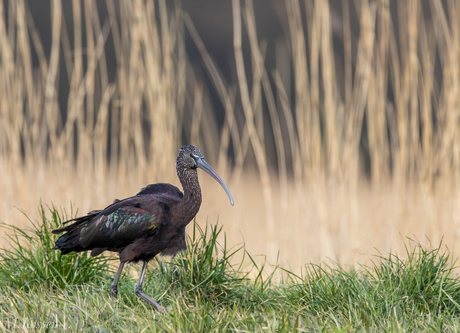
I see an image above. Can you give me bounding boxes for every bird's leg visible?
[110,261,125,300]
[135,261,163,312]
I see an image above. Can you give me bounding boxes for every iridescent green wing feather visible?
[79,205,160,249]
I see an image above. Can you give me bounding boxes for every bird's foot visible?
[110,285,118,300]
[135,286,164,312]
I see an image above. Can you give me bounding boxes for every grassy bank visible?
[1,205,460,332]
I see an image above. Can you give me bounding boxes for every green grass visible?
[1,205,460,331]
[0,204,113,291]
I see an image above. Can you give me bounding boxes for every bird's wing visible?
[77,192,182,249]
[137,183,183,198]
[52,183,184,250]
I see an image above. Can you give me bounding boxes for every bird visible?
[52,145,234,312]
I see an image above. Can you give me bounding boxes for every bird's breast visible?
[158,225,187,257]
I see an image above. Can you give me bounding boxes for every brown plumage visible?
[52,145,234,312]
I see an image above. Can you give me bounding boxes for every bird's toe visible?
[110,287,118,300]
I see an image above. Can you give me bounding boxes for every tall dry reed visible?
[1,0,460,271]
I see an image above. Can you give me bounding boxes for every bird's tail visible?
[52,212,100,254]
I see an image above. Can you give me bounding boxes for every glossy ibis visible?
[52,145,233,312]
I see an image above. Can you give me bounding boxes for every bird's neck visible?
[174,167,202,227]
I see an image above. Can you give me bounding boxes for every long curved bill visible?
[197,158,234,206]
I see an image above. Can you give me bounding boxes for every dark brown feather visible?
[53,145,229,262]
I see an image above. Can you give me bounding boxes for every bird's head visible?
[177,145,204,169]
[177,145,234,206]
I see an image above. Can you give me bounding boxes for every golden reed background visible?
[1,0,460,276]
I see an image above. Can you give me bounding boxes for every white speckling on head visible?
[173,146,204,227]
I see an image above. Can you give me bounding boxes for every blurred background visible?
[1,0,460,275]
